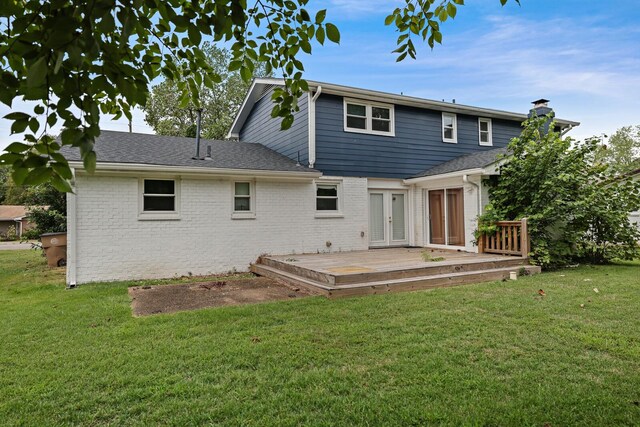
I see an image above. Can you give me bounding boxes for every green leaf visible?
[447,2,457,18]
[10,119,29,134]
[83,150,97,173]
[315,10,326,24]
[240,66,252,82]
[23,167,53,186]
[384,15,395,26]
[316,27,325,45]
[5,142,30,153]
[11,166,29,185]
[50,174,74,193]
[281,114,294,130]
[27,57,48,89]
[325,23,340,44]
[52,162,73,180]
[188,25,202,45]
[4,112,30,121]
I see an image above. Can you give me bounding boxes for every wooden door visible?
[428,190,445,244]
[446,188,465,246]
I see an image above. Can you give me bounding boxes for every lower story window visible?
[234,182,252,212]
[316,184,338,211]
[143,179,175,211]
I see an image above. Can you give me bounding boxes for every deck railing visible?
[478,218,530,257]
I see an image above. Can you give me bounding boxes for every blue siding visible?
[315,94,523,178]
[240,88,309,165]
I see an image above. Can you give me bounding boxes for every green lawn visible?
[1,250,639,426]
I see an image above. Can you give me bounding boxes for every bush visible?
[479,116,640,268]
[1,225,18,241]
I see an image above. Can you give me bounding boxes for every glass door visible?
[428,188,465,246]
[369,191,408,246]
[428,190,445,244]
[369,192,386,246]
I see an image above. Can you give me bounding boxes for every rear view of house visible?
[63,79,578,286]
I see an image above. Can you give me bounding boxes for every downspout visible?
[67,168,78,288]
[463,173,482,218]
[463,174,482,252]
[193,108,203,160]
[308,86,322,168]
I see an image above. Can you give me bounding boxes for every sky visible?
[1,0,639,150]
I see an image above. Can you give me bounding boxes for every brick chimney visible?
[529,99,554,133]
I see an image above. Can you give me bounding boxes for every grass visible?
[1,250,639,426]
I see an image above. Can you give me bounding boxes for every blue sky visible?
[1,0,639,150]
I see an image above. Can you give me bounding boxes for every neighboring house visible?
[62,78,578,285]
[0,205,35,239]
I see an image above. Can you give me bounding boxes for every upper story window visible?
[344,99,395,136]
[478,118,493,146]
[442,112,457,144]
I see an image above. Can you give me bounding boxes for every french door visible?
[427,188,465,246]
[369,191,408,247]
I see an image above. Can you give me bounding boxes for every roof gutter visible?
[235,78,580,129]
[67,161,322,180]
[403,168,487,185]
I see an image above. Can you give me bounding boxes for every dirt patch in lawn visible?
[129,277,316,316]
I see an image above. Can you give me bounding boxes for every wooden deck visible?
[251,248,541,298]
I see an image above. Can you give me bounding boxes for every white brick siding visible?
[68,174,368,284]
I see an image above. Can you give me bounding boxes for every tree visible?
[594,125,640,174]
[478,116,640,268]
[21,183,67,237]
[143,43,269,140]
[0,165,27,204]
[0,0,517,190]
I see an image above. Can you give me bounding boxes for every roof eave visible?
[68,161,322,180]
[403,168,491,184]
[230,78,580,133]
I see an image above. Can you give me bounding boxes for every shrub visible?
[479,116,640,268]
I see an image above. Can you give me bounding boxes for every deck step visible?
[251,262,541,299]
[250,264,331,296]
[328,265,541,298]
[259,256,529,285]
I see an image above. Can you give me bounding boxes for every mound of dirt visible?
[129,277,316,316]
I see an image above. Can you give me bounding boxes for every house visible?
[62,78,578,285]
[0,205,36,239]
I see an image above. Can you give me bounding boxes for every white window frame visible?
[478,118,493,146]
[343,98,395,137]
[314,180,343,218]
[138,178,181,221]
[442,112,458,144]
[231,180,256,220]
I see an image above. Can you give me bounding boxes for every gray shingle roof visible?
[60,130,316,174]
[410,147,507,178]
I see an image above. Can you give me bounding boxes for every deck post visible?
[477,219,485,253]
[520,218,529,258]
